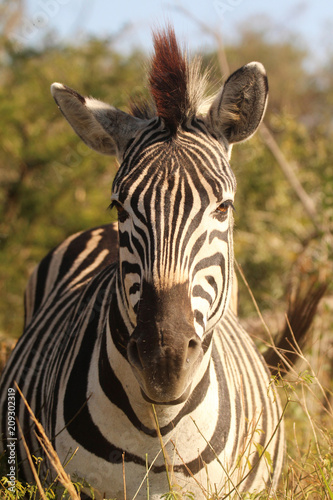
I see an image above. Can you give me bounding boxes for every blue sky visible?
[11,0,333,63]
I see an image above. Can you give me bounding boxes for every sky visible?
[9,0,333,64]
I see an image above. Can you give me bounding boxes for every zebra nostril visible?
[186,338,201,364]
[127,339,143,370]
[188,339,198,350]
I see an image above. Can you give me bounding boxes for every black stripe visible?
[33,248,56,315]
[192,285,213,306]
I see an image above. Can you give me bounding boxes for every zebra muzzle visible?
[126,281,203,404]
[127,330,202,404]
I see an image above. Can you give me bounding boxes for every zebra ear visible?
[204,62,268,147]
[51,83,146,159]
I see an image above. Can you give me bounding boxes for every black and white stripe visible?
[0,27,284,499]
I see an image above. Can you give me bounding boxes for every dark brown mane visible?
[129,27,208,134]
[149,27,188,135]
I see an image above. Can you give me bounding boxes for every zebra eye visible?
[110,200,128,221]
[112,201,124,213]
[216,200,234,214]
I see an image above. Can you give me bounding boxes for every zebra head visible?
[51,28,268,404]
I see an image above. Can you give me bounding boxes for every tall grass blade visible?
[15,382,80,500]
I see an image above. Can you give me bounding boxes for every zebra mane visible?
[130,27,209,135]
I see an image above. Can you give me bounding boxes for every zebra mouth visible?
[140,384,192,406]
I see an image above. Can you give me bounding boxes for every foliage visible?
[202,27,333,317]
[0,36,149,336]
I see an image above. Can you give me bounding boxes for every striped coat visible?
[0,28,284,499]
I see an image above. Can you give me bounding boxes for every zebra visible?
[0,27,285,499]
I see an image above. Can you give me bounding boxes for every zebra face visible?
[51,31,268,404]
[111,126,236,403]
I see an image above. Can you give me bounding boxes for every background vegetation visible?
[0,1,332,497]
